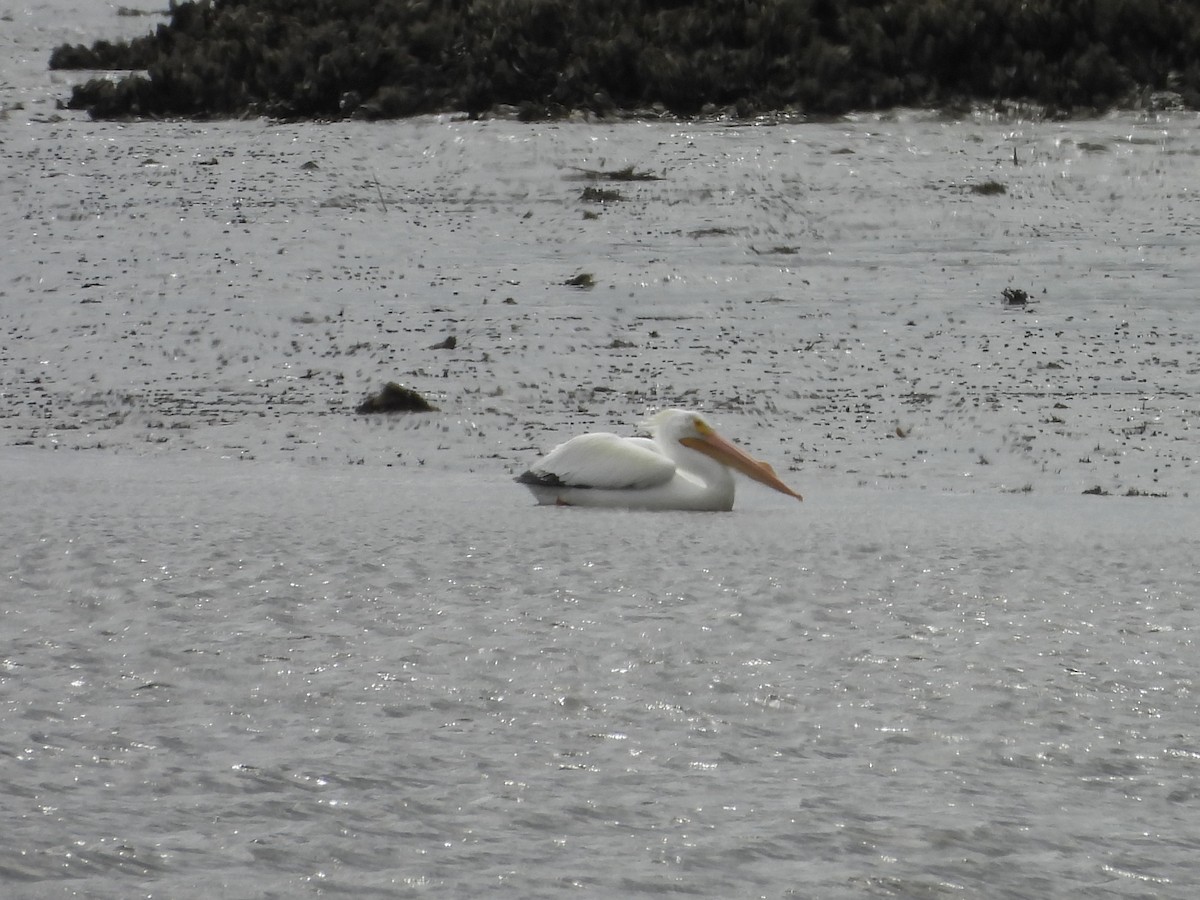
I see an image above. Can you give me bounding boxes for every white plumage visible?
[516,409,803,511]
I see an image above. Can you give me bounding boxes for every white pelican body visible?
[516,409,803,511]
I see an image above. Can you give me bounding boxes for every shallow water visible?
[4,451,1198,898]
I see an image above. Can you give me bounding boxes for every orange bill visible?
[681,431,803,501]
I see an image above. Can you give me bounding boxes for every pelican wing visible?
[520,433,676,490]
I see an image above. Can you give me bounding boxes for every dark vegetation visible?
[51,0,1200,120]
[1001,287,1030,306]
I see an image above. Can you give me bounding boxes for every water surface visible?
[4,452,1196,898]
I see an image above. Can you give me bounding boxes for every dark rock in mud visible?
[565,272,596,289]
[355,382,437,414]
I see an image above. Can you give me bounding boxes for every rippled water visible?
[3,451,1197,898]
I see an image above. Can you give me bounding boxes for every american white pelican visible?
[516,408,803,511]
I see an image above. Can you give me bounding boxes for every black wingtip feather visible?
[516,469,566,487]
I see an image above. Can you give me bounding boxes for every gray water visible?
[3,451,1197,898]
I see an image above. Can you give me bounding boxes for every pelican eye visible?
[692,417,712,436]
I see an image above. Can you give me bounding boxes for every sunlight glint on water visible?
[2,457,1197,897]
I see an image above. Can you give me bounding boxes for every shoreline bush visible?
[50,0,1200,120]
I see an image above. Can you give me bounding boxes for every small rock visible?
[355,382,437,414]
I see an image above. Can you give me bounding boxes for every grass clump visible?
[1002,287,1030,306]
[51,0,1200,121]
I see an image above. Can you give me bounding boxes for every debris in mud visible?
[355,382,437,414]
[1002,287,1029,307]
[971,180,1007,195]
[580,186,623,203]
[565,272,596,289]
[1082,485,1109,495]
[569,165,662,182]
[430,335,457,350]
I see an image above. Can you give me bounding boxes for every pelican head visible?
[642,409,803,502]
